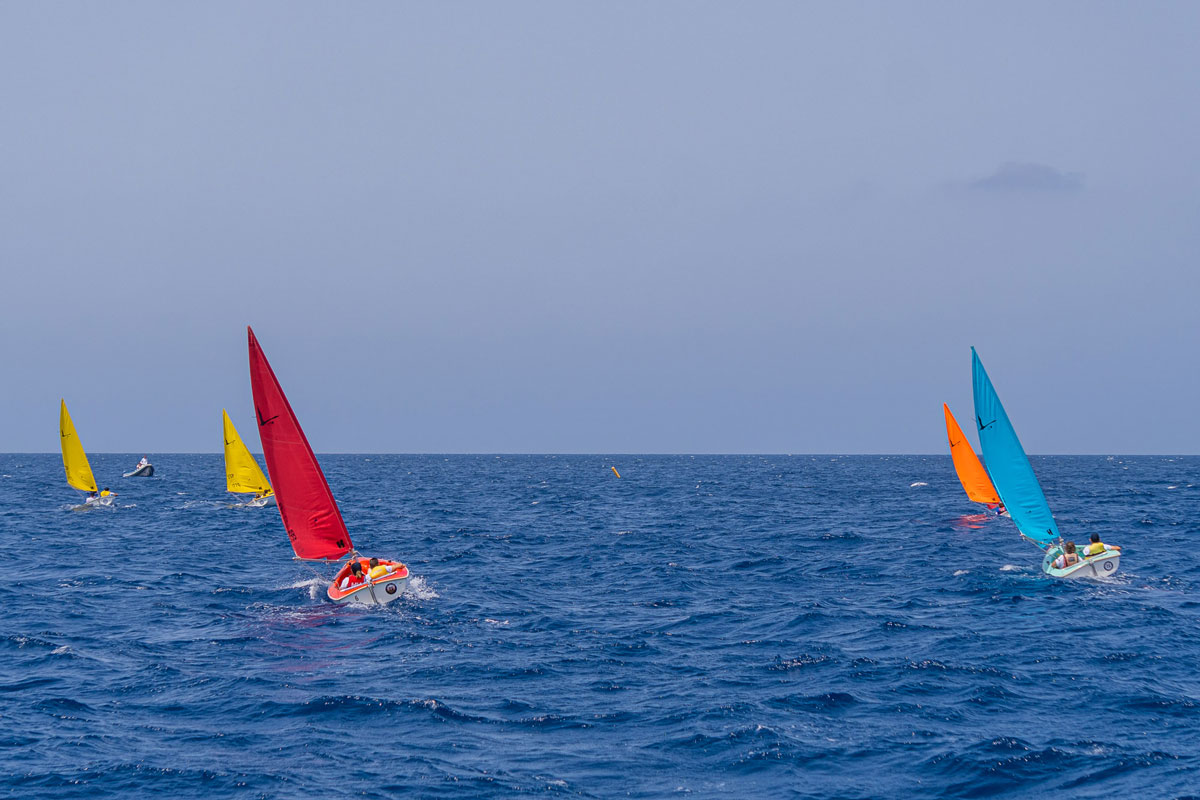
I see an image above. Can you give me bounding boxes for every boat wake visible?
[66,501,117,512]
[181,499,226,510]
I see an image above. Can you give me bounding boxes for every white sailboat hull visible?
[329,576,409,605]
[1042,548,1120,579]
[83,495,115,508]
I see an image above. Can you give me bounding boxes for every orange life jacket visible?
[1053,552,1079,569]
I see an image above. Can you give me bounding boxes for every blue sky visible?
[2,2,1197,453]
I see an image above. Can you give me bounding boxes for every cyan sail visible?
[971,348,1060,548]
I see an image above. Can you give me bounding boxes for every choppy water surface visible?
[2,454,1198,798]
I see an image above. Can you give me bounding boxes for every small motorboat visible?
[123,462,154,478]
[327,558,411,605]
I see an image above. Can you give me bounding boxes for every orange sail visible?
[944,403,1000,505]
[248,326,353,560]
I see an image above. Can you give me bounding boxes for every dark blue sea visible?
[2,454,1198,798]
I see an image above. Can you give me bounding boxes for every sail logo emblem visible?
[257,409,280,427]
[977,416,996,432]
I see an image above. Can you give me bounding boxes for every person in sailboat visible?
[138,456,149,468]
[365,557,406,580]
[337,561,366,591]
[1083,533,1119,558]
[1051,542,1080,570]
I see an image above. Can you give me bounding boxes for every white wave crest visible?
[910,481,928,487]
[407,576,438,601]
[283,577,324,600]
[999,564,1022,571]
[953,570,969,576]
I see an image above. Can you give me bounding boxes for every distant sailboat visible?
[971,348,1120,578]
[247,326,409,603]
[222,410,274,507]
[60,400,113,507]
[943,403,1002,511]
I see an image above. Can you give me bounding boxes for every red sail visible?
[247,326,353,560]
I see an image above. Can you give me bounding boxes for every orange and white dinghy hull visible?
[326,559,411,605]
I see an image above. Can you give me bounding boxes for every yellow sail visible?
[60,400,98,493]
[223,409,273,495]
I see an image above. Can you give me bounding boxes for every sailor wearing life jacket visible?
[1083,532,1119,557]
[1052,541,1080,570]
[338,561,366,591]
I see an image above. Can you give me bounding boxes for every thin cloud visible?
[970,162,1084,193]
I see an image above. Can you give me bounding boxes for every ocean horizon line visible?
[4,451,1195,458]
